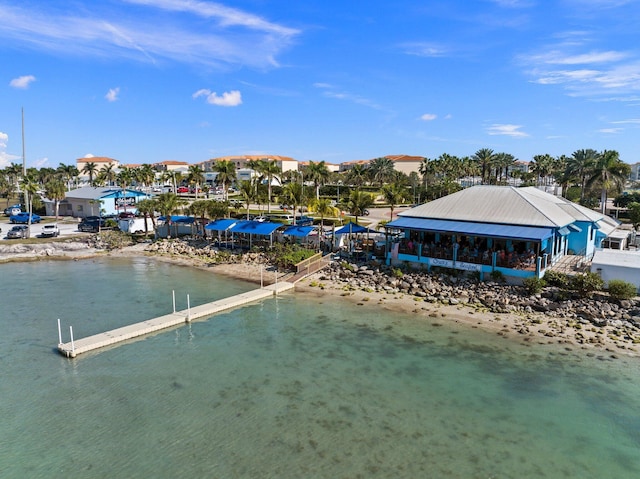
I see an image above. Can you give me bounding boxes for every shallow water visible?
[1,257,639,478]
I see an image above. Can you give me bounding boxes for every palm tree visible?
[280,181,305,224]
[304,160,331,200]
[345,164,368,189]
[418,157,435,189]
[102,164,116,186]
[312,198,338,232]
[6,163,23,190]
[155,193,183,238]
[530,154,554,186]
[251,159,281,213]
[188,200,210,236]
[57,163,79,191]
[187,164,205,200]
[494,152,516,184]
[20,173,39,234]
[135,198,158,235]
[238,179,257,219]
[81,161,98,186]
[586,150,631,214]
[472,148,495,185]
[381,183,407,220]
[367,157,395,186]
[567,149,598,202]
[44,179,66,221]
[212,160,237,201]
[342,190,373,225]
[206,198,230,219]
[116,167,134,213]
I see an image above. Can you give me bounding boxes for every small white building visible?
[591,249,640,293]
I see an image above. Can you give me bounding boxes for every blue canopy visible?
[386,217,553,241]
[229,220,282,235]
[205,219,237,231]
[334,222,378,235]
[283,225,316,237]
[158,215,195,224]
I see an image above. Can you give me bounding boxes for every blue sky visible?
[1,0,639,169]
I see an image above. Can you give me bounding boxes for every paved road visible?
[0,218,85,241]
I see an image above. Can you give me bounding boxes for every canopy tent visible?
[283,225,316,237]
[204,219,237,231]
[228,220,283,248]
[334,222,379,235]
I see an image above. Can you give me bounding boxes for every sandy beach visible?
[3,238,638,360]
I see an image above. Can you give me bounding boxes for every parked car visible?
[4,204,21,216]
[177,186,189,193]
[78,217,106,232]
[10,212,41,224]
[294,215,314,226]
[7,225,30,239]
[41,224,60,238]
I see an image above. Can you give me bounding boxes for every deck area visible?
[57,282,294,358]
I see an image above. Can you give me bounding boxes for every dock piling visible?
[57,318,62,346]
[186,294,191,322]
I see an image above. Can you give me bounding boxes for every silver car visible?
[7,225,30,239]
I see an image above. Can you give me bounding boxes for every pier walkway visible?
[57,281,294,358]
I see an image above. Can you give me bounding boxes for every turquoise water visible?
[1,257,639,478]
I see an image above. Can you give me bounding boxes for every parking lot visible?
[1,217,85,241]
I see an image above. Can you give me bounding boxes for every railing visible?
[295,251,324,274]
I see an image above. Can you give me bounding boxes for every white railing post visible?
[57,318,62,345]
[172,290,176,313]
[69,326,75,357]
[186,294,191,322]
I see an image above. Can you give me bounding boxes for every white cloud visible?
[10,75,36,89]
[0,131,21,168]
[0,2,299,69]
[400,42,448,58]
[420,113,437,121]
[486,124,529,137]
[598,128,622,133]
[193,89,242,107]
[105,87,120,102]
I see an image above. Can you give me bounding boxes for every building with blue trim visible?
[384,186,619,280]
[48,187,150,218]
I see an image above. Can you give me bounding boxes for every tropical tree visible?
[116,167,134,213]
[381,183,407,220]
[493,152,516,184]
[237,179,257,219]
[154,193,183,238]
[342,190,373,225]
[212,160,237,201]
[530,154,554,186]
[586,150,631,214]
[280,181,305,224]
[81,161,98,186]
[567,149,598,202]
[57,163,79,191]
[304,160,331,200]
[44,179,66,220]
[311,198,338,232]
[135,198,158,235]
[418,157,436,189]
[251,159,281,213]
[367,157,395,186]
[345,164,368,189]
[5,163,23,189]
[20,173,39,234]
[207,199,230,219]
[187,164,205,200]
[472,148,495,184]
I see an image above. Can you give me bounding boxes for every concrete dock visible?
[57,282,294,358]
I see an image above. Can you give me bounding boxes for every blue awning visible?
[283,225,316,237]
[334,222,379,235]
[205,219,237,231]
[158,215,195,223]
[229,220,282,235]
[386,217,554,241]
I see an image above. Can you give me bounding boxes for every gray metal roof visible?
[592,249,640,268]
[400,186,607,228]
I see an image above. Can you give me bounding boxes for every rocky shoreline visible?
[2,236,639,357]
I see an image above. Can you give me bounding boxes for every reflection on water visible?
[1,258,639,478]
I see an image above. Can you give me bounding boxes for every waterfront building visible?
[48,186,149,218]
[384,185,619,280]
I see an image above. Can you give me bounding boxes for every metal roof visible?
[204,219,237,231]
[592,249,640,268]
[400,186,604,228]
[386,217,554,241]
[64,186,147,200]
[283,225,316,237]
[229,220,282,235]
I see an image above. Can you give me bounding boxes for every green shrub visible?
[522,276,546,295]
[607,279,638,300]
[569,272,604,297]
[392,268,404,278]
[544,270,569,288]
[490,270,505,282]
